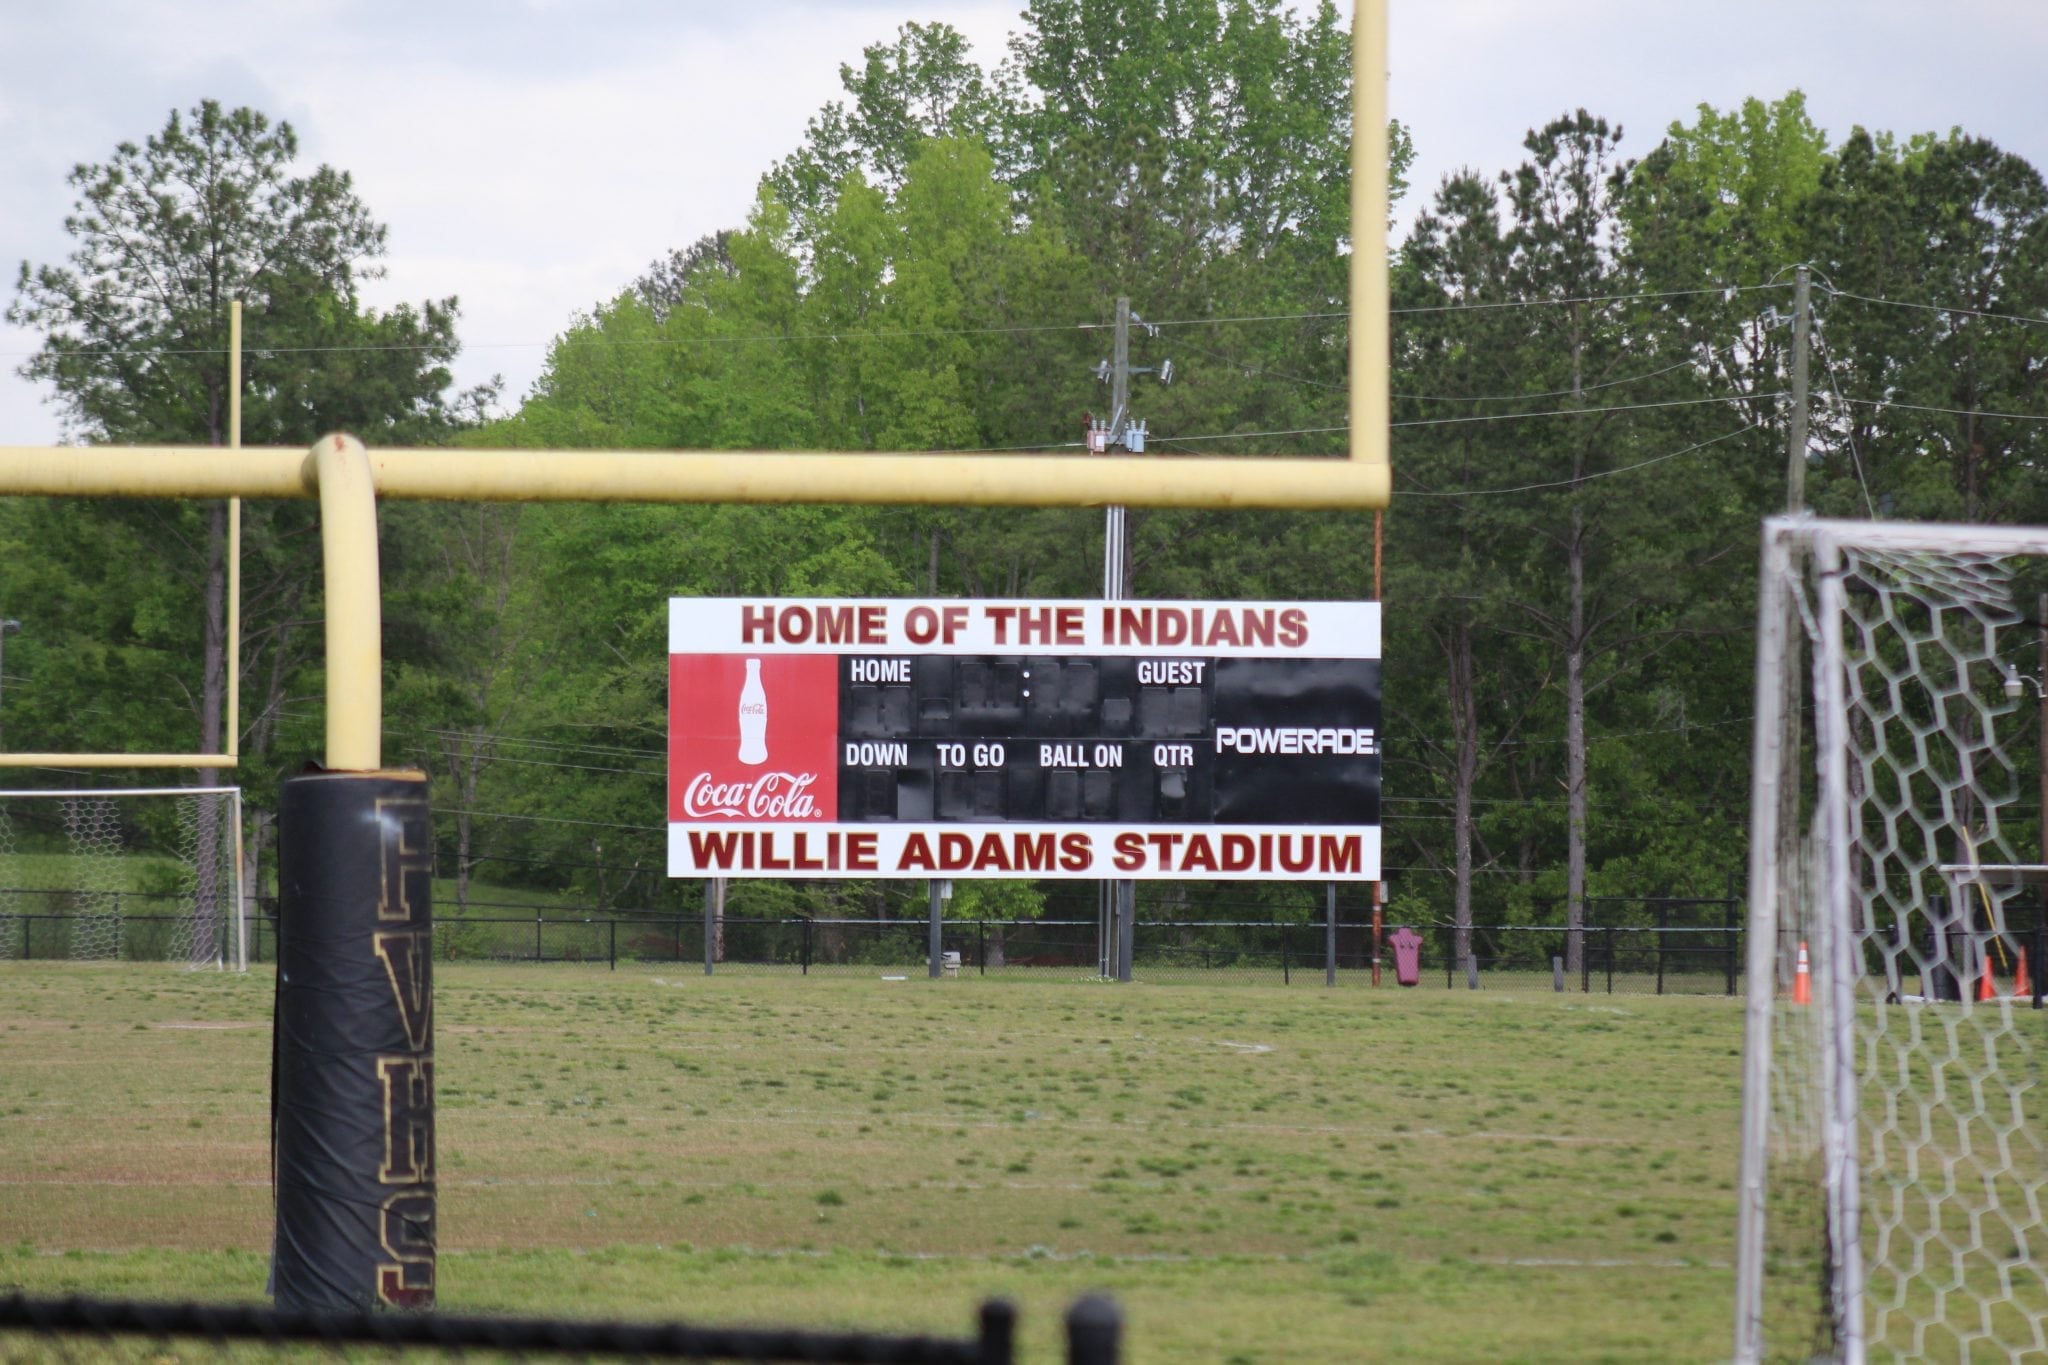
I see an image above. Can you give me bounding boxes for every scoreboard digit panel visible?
[668,598,1381,880]
[834,655,1379,826]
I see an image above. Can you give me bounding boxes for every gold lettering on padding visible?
[376,1188,435,1307]
[373,931,433,1051]
[376,1054,435,1184]
[376,795,432,924]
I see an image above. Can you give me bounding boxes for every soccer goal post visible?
[0,786,246,970]
[1738,517,2048,1362]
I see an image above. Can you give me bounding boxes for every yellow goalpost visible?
[0,0,1387,772]
[0,1,1390,1316]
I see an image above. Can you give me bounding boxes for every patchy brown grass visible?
[0,963,1744,1362]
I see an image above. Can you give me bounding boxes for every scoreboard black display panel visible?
[668,598,1381,880]
[836,655,1379,828]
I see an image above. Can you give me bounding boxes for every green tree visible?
[8,99,486,776]
[9,99,489,920]
[1799,129,2048,522]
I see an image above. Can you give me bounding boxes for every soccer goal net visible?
[1738,517,2048,1362]
[0,786,245,969]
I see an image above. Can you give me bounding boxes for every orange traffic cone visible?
[1792,941,1811,1005]
[1979,957,1999,1002]
[2014,948,2033,1000]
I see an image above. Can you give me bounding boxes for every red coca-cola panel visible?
[669,654,840,822]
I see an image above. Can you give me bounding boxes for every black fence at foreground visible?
[0,1291,1123,1364]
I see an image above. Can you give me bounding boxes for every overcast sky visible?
[3,0,2043,445]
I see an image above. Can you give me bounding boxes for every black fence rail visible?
[0,1291,1126,1364]
[3,899,1758,995]
[0,893,245,962]
[1427,923,1745,996]
[0,880,1772,995]
[440,915,1374,984]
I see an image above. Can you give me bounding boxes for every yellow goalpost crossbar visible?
[0,0,1388,775]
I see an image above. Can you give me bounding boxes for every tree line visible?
[5,0,2046,946]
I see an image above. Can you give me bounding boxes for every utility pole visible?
[0,618,18,750]
[1773,265,1812,993]
[1090,297,1168,982]
[2037,592,2046,875]
[1785,266,1811,513]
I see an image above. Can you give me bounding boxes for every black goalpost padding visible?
[273,770,435,1311]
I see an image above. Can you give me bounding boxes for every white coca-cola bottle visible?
[737,658,768,764]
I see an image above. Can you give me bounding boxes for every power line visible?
[425,728,661,761]
[1156,397,1765,453]
[1172,343,1701,404]
[1154,425,1348,445]
[1810,323,1878,517]
[1168,342,1346,393]
[1400,359,1702,404]
[1397,421,1766,497]
[0,283,1793,365]
[1819,286,2048,330]
[1138,310,1348,329]
[1391,714,1754,751]
[1391,391,1767,428]
[439,808,662,833]
[0,318,1102,362]
[1391,282,1788,316]
[1835,396,2048,424]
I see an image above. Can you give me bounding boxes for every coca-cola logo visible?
[682,770,820,819]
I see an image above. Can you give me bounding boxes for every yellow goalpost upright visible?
[0,0,1391,1315]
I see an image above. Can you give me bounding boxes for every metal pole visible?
[1371,884,1383,987]
[1786,266,1811,514]
[1813,534,1867,1356]
[702,879,717,976]
[1065,1295,1122,1365]
[1103,297,1137,985]
[2034,919,2044,1011]
[1657,898,1668,996]
[231,792,247,973]
[1098,884,1111,979]
[1325,883,1337,986]
[928,880,943,979]
[1725,897,1739,998]
[228,299,241,764]
[1117,881,1135,983]
[2037,591,2046,880]
[1348,0,1389,468]
[1110,297,1132,453]
[0,619,17,749]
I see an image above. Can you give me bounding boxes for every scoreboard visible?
[667,598,1380,880]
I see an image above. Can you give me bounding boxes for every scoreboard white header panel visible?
[666,598,1380,880]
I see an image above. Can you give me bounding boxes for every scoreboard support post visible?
[1097,887,1113,980]
[1326,883,1338,987]
[927,881,944,979]
[1116,883,1136,983]
[702,878,719,977]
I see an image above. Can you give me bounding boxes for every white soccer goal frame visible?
[0,785,247,970]
[1737,516,2048,1363]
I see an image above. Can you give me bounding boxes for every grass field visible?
[0,963,1746,1362]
